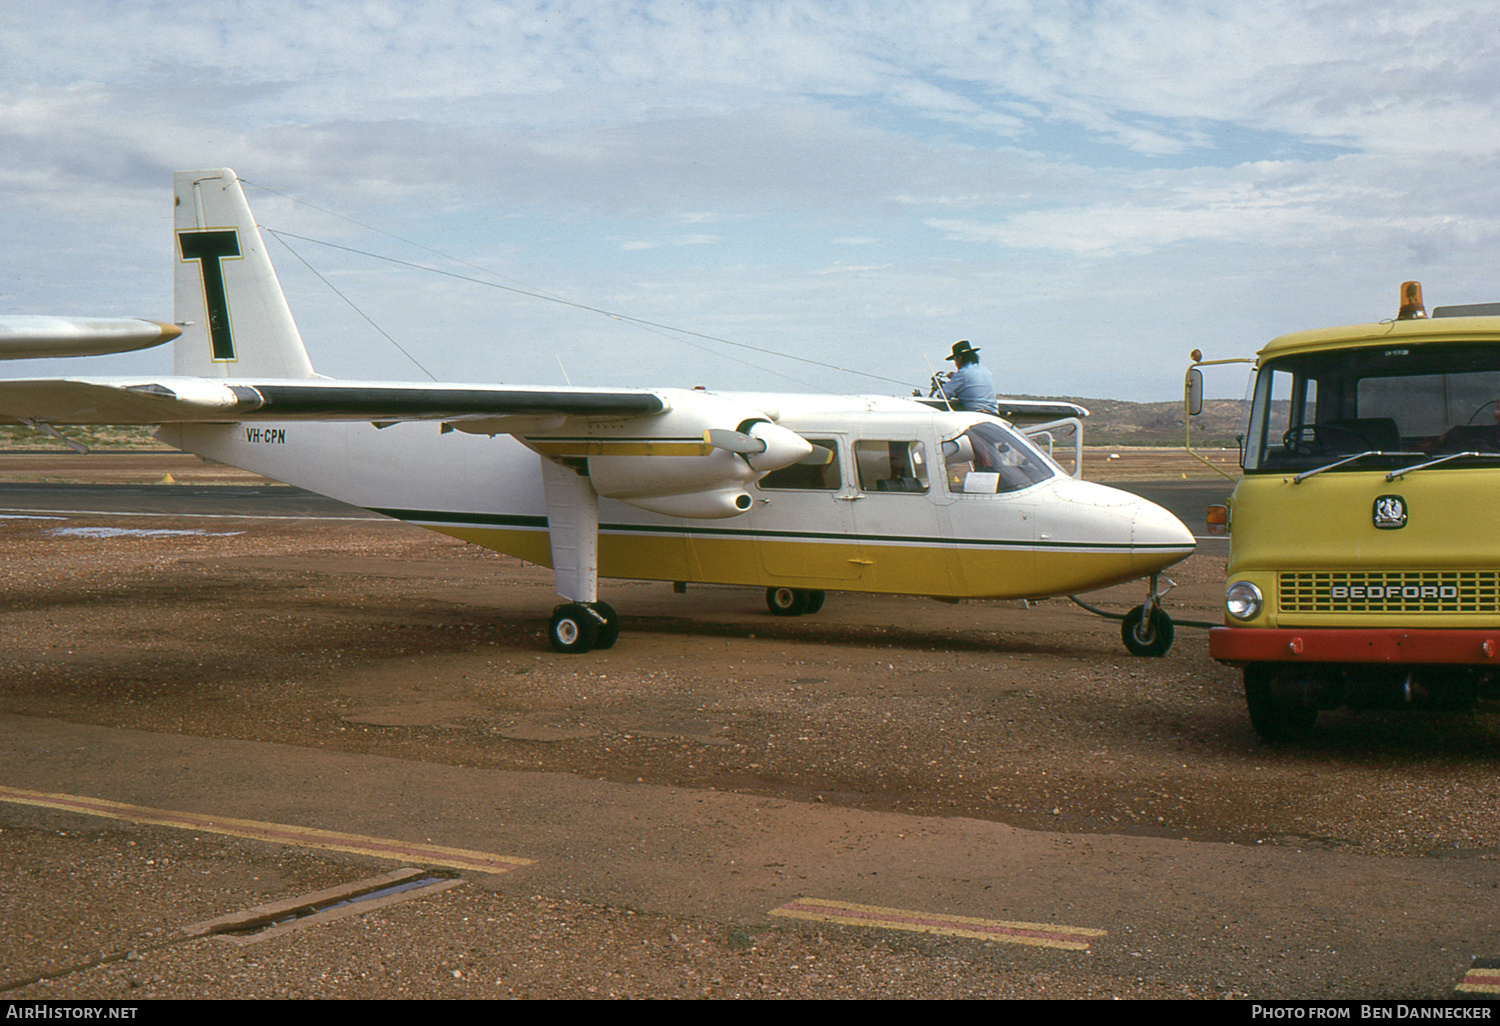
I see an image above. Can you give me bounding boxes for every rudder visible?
[173,168,316,379]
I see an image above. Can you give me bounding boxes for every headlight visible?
[1225,581,1263,621]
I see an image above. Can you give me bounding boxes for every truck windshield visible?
[1244,342,1500,473]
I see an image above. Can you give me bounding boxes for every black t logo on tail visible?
[178,229,241,361]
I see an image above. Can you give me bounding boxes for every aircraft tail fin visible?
[173,168,316,379]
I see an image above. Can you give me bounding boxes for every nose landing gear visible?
[1070,573,1215,657]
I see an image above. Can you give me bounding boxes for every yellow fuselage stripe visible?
[430,524,1182,599]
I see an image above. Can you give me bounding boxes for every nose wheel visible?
[1120,573,1176,656]
[1071,573,1194,657]
[1121,603,1174,657]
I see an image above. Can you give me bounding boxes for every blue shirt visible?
[938,362,997,415]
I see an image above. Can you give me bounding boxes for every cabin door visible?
[749,434,867,584]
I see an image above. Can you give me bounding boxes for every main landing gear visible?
[548,601,620,654]
[765,586,826,617]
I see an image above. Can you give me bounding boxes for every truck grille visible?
[1279,571,1500,615]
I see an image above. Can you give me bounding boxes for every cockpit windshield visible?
[1244,342,1500,473]
[942,421,1055,494]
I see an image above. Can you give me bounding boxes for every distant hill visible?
[0,423,167,451]
[1033,396,1247,447]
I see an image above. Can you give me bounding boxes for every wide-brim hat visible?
[947,339,980,362]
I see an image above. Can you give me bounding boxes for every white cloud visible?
[618,234,721,251]
[3,1,1500,399]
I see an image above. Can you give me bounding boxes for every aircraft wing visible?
[995,398,1089,423]
[913,396,1090,424]
[0,376,666,426]
[0,317,180,360]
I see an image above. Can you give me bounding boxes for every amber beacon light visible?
[1397,280,1426,319]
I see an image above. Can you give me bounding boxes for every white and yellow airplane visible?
[0,168,1195,654]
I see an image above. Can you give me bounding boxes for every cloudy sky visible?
[2,1,1497,400]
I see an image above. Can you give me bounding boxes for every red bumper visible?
[1210,626,1500,665]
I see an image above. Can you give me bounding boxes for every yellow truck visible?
[1187,283,1500,741]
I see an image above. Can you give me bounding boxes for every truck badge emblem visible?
[1373,495,1407,529]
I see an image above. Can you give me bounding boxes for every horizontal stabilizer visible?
[0,317,180,360]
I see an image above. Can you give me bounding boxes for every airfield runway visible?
[2,452,1498,1000]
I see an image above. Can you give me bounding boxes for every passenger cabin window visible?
[854,441,929,494]
[942,422,1054,494]
[756,438,842,490]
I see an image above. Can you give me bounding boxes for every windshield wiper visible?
[1292,451,1421,484]
[1385,451,1488,481]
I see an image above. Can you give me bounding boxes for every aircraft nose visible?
[1044,477,1194,553]
[1130,494,1196,566]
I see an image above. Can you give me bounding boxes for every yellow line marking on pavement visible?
[0,785,531,875]
[770,897,1105,951]
[1457,960,1500,994]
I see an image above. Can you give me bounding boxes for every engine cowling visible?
[586,419,810,518]
[524,392,813,520]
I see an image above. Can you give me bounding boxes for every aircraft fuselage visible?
[159,393,1193,603]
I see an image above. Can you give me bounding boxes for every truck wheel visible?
[1121,605,1174,657]
[1244,666,1318,743]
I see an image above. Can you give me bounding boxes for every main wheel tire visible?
[1121,604,1174,657]
[766,586,810,617]
[549,603,599,653]
[803,589,826,615]
[592,601,620,650]
[1244,666,1318,743]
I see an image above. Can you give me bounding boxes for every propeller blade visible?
[704,428,767,455]
[798,444,834,466]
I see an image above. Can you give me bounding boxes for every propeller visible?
[704,428,766,454]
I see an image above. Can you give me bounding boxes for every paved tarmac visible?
[3,712,1497,999]
[21,467,1493,1000]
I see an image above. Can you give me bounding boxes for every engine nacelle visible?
[585,419,810,518]
[626,487,755,519]
[524,391,812,519]
[588,446,756,501]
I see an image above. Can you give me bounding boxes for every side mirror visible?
[1185,367,1204,418]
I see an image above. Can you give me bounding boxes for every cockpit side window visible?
[756,438,843,490]
[854,440,929,494]
[943,422,1054,495]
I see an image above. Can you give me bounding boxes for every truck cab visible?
[1192,284,1500,741]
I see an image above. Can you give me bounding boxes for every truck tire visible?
[1244,665,1318,743]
